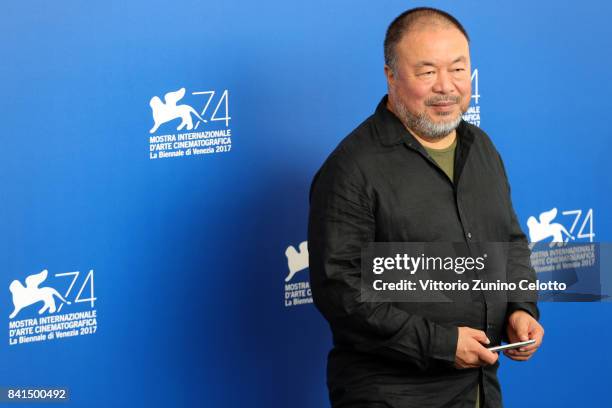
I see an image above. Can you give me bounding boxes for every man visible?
[308,7,545,408]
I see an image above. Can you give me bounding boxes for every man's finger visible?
[505,348,535,357]
[517,325,530,342]
[517,339,540,352]
[504,351,532,361]
[507,347,535,354]
[478,349,498,365]
[455,360,480,369]
[518,338,541,352]
[504,349,529,357]
[520,325,544,351]
[512,316,531,342]
[470,329,490,345]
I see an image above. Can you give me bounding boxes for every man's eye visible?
[453,68,465,72]
[419,71,435,76]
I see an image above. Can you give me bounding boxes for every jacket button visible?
[467,232,472,239]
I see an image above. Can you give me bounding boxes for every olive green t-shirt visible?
[423,137,457,182]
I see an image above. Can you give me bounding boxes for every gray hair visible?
[384,7,470,73]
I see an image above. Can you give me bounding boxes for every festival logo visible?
[462,68,480,126]
[9,270,70,319]
[527,208,594,247]
[149,88,208,134]
[284,241,313,307]
[8,268,98,346]
[148,87,232,160]
[526,208,598,300]
[285,241,308,282]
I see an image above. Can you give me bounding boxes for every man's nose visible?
[432,70,454,94]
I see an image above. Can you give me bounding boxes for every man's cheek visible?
[459,82,472,102]
[460,91,471,111]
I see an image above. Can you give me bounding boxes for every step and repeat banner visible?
[2,1,611,407]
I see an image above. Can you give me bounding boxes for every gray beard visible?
[394,100,463,140]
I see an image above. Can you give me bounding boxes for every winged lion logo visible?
[9,269,71,319]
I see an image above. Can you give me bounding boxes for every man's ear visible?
[384,64,395,86]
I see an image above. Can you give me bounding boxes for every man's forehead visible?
[397,25,470,64]
[408,15,456,31]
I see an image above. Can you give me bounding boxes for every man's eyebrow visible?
[414,56,467,68]
[414,61,436,68]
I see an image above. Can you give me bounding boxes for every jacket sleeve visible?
[496,152,540,322]
[308,147,458,371]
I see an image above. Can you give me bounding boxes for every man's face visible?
[385,23,471,139]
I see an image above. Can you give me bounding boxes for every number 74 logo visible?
[527,208,594,246]
[562,209,595,242]
[54,270,96,312]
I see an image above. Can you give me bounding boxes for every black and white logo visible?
[148,87,232,160]
[8,268,98,346]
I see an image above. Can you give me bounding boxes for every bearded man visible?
[308,7,544,408]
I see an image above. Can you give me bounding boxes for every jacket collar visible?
[372,94,474,152]
[372,95,476,185]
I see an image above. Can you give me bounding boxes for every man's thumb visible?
[516,320,530,341]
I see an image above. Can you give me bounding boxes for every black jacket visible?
[308,96,539,408]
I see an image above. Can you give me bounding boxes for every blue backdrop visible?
[2,1,611,407]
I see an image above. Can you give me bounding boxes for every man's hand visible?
[454,327,499,369]
[504,310,544,361]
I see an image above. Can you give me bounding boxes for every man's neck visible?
[409,128,456,150]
